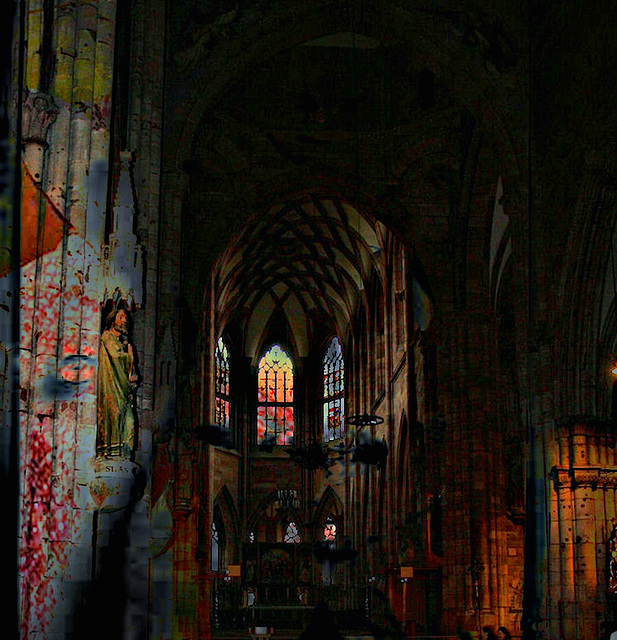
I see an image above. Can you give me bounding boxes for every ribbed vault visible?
[214,196,386,357]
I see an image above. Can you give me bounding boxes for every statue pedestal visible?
[90,457,143,512]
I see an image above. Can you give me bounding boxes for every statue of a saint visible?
[96,305,139,457]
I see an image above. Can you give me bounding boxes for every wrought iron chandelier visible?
[347,413,384,429]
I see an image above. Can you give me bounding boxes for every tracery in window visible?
[215,336,231,430]
[284,521,301,544]
[323,337,345,441]
[257,344,294,446]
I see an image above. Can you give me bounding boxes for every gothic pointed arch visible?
[396,412,410,523]
[213,485,240,564]
[211,510,223,573]
[250,305,301,368]
[558,160,617,416]
[247,489,304,544]
[169,1,527,210]
[314,486,343,541]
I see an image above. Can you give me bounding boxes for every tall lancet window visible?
[215,337,231,430]
[211,521,220,572]
[323,337,345,441]
[257,344,294,446]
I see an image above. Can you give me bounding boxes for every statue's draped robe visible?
[97,329,136,456]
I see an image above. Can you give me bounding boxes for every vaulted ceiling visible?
[171,3,527,354]
[214,196,387,357]
[189,34,463,204]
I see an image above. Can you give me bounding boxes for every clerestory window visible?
[323,337,345,441]
[215,336,231,430]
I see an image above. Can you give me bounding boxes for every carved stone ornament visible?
[89,457,142,511]
[551,466,617,491]
[22,90,59,147]
[99,150,144,306]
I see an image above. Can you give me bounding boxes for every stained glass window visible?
[323,337,345,441]
[284,521,301,543]
[323,517,337,541]
[215,337,230,430]
[257,344,294,446]
[211,521,220,572]
[322,517,336,585]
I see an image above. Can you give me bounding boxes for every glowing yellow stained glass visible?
[257,344,294,446]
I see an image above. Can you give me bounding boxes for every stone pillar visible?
[171,437,201,639]
[434,308,523,635]
[17,2,120,638]
[154,165,186,635]
[539,154,617,638]
[21,90,58,181]
[435,310,479,631]
[549,419,617,639]
[124,0,166,417]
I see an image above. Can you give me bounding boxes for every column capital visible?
[21,90,58,147]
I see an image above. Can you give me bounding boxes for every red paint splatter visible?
[20,428,52,637]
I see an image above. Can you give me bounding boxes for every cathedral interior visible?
[4,1,617,639]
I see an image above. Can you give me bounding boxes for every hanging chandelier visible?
[347,413,384,430]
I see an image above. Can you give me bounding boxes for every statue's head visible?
[105,303,132,334]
